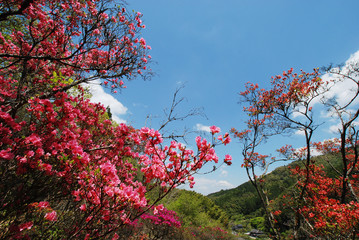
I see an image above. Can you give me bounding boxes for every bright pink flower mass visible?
[0,0,232,238]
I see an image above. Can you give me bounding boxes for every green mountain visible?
[151,188,239,240]
[207,152,343,222]
[159,188,230,228]
[208,164,295,221]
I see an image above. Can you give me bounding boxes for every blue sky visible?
[89,0,359,195]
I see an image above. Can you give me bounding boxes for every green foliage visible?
[159,189,230,229]
[208,164,296,221]
[250,217,265,231]
[182,226,238,240]
[208,153,344,229]
[51,71,74,87]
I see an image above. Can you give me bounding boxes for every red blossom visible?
[45,211,58,222]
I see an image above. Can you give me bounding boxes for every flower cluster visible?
[290,164,359,237]
[141,207,181,228]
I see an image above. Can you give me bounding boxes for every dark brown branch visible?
[0,0,34,21]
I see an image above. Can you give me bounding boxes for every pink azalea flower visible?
[38,201,50,209]
[80,204,86,211]
[45,210,57,221]
[19,221,33,231]
[153,204,164,215]
[0,148,13,160]
[224,155,232,166]
[210,125,221,134]
[112,233,119,240]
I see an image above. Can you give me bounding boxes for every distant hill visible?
[159,188,230,229]
[143,186,240,239]
[208,164,295,221]
[207,152,343,221]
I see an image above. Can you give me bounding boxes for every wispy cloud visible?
[326,120,359,135]
[220,168,228,177]
[86,80,128,124]
[294,129,305,136]
[132,102,148,109]
[195,123,211,133]
[186,177,235,195]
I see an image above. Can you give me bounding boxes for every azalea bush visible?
[138,207,183,240]
[0,0,232,239]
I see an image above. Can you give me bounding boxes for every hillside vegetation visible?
[160,189,230,228]
[208,153,343,221]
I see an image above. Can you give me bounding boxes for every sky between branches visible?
[87,0,359,195]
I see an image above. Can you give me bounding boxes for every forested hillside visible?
[208,153,343,221]
[160,189,230,228]
[208,164,295,220]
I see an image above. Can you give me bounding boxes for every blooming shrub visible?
[0,0,232,239]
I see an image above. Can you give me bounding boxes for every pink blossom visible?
[0,148,13,160]
[19,221,33,231]
[223,134,231,145]
[153,204,164,215]
[210,125,221,134]
[38,201,50,209]
[25,134,42,146]
[45,210,57,221]
[112,233,119,240]
[224,155,232,165]
[80,204,86,211]
[139,37,146,46]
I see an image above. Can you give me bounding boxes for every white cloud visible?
[327,120,359,134]
[320,50,359,108]
[328,122,342,134]
[320,109,337,119]
[86,80,128,123]
[195,123,211,133]
[292,106,307,119]
[219,165,229,177]
[321,75,357,107]
[294,146,322,158]
[310,148,322,157]
[132,102,148,108]
[176,80,185,85]
[294,129,305,136]
[220,169,228,177]
[186,177,235,195]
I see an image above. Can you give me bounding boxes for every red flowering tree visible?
[290,164,359,239]
[296,62,359,238]
[320,63,359,204]
[285,62,359,239]
[232,68,324,239]
[0,1,232,239]
[235,64,359,239]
